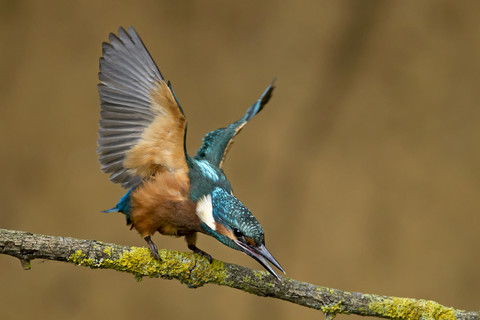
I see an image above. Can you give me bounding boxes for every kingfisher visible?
[97,27,284,279]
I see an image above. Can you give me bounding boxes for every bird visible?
[97,26,284,280]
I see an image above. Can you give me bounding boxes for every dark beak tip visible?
[235,240,285,279]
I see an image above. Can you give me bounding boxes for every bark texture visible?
[1,228,478,320]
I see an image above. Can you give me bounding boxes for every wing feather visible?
[195,83,274,167]
[97,26,188,189]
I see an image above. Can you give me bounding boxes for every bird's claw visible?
[188,244,213,263]
[198,251,213,264]
[144,235,161,261]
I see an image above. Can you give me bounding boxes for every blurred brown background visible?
[1,1,479,319]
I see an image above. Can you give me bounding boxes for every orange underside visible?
[129,170,202,239]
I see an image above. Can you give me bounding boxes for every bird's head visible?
[196,187,284,279]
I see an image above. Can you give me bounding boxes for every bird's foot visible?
[188,244,213,263]
[144,235,161,261]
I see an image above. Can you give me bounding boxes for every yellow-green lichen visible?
[69,250,95,266]
[369,297,457,320]
[67,247,229,288]
[20,259,31,270]
[253,270,265,280]
[103,246,112,257]
[321,300,345,319]
[242,275,252,282]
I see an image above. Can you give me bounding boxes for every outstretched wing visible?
[97,26,188,189]
[195,83,274,168]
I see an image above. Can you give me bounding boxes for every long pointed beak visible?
[235,241,285,280]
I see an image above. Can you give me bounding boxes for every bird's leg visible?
[185,233,213,263]
[144,235,161,260]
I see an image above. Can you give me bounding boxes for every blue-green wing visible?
[194,83,274,168]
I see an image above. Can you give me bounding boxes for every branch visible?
[0,228,477,320]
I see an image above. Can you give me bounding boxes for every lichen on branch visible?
[0,228,478,320]
[67,246,228,287]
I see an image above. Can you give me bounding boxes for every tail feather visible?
[101,188,134,224]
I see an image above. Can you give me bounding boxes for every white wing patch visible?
[196,194,216,231]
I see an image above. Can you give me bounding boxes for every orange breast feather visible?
[130,170,200,238]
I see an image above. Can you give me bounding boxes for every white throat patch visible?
[196,194,216,231]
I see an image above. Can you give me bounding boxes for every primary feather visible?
[97,27,188,188]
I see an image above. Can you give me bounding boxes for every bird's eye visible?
[233,228,243,239]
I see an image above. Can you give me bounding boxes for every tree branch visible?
[0,228,477,320]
